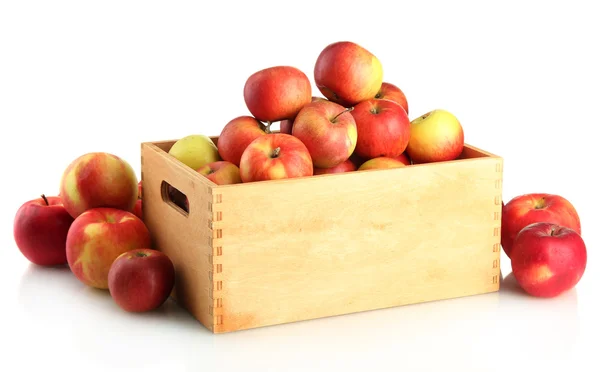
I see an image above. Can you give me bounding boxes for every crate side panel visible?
[141,143,215,331]
[214,158,502,332]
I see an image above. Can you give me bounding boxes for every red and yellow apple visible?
[243,66,312,123]
[375,82,408,114]
[239,133,313,182]
[280,97,327,134]
[358,157,407,171]
[13,194,74,266]
[392,152,411,165]
[197,161,242,185]
[501,193,581,258]
[406,109,464,164]
[314,41,383,107]
[511,222,587,298]
[314,159,357,175]
[59,152,139,219]
[217,116,269,166]
[351,99,411,159]
[108,248,175,312]
[66,207,152,289]
[291,100,357,168]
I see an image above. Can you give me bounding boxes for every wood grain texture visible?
[141,139,502,333]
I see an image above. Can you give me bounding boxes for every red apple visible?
[59,152,139,218]
[358,157,407,171]
[292,100,357,168]
[511,222,587,298]
[243,66,312,123]
[280,97,326,134]
[13,194,74,266]
[314,41,383,107]
[197,161,242,185]
[406,109,464,164]
[108,248,175,312]
[132,199,143,220]
[351,99,411,159]
[66,207,152,289]
[501,193,581,258]
[239,133,313,182]
[314,159,357,175]
[375,82,409,114]
[217,116,269,166]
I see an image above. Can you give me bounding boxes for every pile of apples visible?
[12,40,588,319]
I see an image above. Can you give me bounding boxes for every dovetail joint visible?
[208,192,224,329]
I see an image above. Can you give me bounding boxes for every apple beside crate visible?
[140,136,503,334]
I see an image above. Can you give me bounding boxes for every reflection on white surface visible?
[12,262,585,371]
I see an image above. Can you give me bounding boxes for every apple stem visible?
[332,106,354,122]
[271,147,281,158]
[41,194,49,206]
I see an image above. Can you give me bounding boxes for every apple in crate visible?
[59,152,139,218]
[169,134,221,170]
[108,248,175,312]
[292,100,357,168]
[314,41,383,107]
[66,207,152,289]
[511,222,587,298]
[243,66,312,123]
[197,161,242,185]
[393,152,411,165]
[13,194,74,266]
[314,159,356,175]
[217,116,269,166]
[358,157,407,171]
[351,99,411,159]
[239,133,313,182]
[374,82,409,114]
[280,96,327,134]
[406,109,464,164]
[501,193,581,258]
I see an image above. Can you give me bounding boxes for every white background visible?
[1,1,598,371]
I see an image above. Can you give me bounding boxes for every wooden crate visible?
[140,137,503,334]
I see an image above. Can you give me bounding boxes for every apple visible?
[511,222,587,298]
[132,199,143,220]
[243,65,312,123]
[314,41,383,107]
[217,116,269,166]
[501,193,581,258]
[314,159,357,175]
[66,207,152,289]
[197,161,242,185]
[239,133,313,182]
[350,98,411,159]
[13,194,74,266]
[291,100,357,168]
[406,109,464,164]
[374,82,409,114]
[137,181,142,199]
[59,152,139,219]
[108,248,175,312]
[358,157,407,171]
[393,152,411,165]
[280,96,327,134]
[168,134,221,170]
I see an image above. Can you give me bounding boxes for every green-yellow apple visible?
[291,100,357,168]
[375,82,408,114]
[66,207,152,289]
[168,134,221,170]
[351,99,411,159]
[314,159,356,175]
[218,116,269,166]
[511,222,586,298]
[59,152,138,219]
[314,41,383,107]
[406,109,464,164]
[197,161,242,185]
[243,66,312,123]
[502,193,581,258]
[358,157,407,171]
[239,133,313,182]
